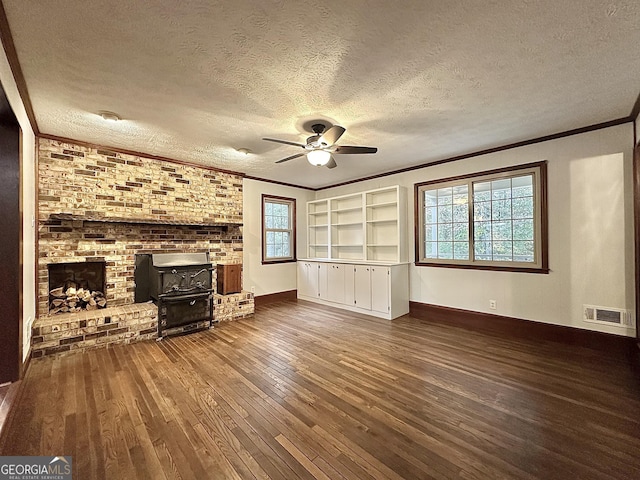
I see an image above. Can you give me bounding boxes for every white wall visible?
[242,178,314,297]
[315,124,636,337]
[0,49,37,362]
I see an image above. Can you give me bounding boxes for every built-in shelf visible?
[366,201,397,208]
[306,186,406,262]
[331,206,362,213]
[366,219,397,224]
[47,213,242,228]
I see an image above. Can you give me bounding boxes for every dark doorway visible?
[0,84,21,383]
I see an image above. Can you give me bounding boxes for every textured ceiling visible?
[4,0,640,188]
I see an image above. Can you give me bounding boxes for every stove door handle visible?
[190,268,208,278]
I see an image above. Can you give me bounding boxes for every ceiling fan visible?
[263,123,377,169]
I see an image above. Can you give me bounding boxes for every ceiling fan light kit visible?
[263,121,377,170]
[307,149,331,166]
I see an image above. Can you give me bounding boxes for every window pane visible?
[453,242,469,260]
[491,178,512,200]
[425,206,437,223]
[266,231,275,244]
[453,203,468,223]
[453,223,468,241]
[513,219,534,240]
[474,221,491,241]
[438,242,453,259]
[425,225,437,241]
[437,187,453,205]
[514,241,534,261]
[265,202,273,215]
[492,241,513,261]
[492,199,511,221]
[424,191,438,207]
[266,244,275,257]
[473,181,491,202]
[281,233,291,256]
[512,175,533,197]
[513,197,533,219]
[438,205,452,223]
[474,201,491,221]
[474,241,492,257]
[492,221,512,240]
[438,224,452,242]
[424,241,438,258]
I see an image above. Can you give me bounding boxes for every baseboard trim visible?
[254,290,298,307]
[409,301,637,357]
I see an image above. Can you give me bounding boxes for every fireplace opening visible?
[48,261,107,314]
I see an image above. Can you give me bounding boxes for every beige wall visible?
[315,124,636,337]
[242,179,314,296]
[0,48,37,362]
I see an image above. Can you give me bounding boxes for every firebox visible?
[47,261,107,314]
[134,252,214,338]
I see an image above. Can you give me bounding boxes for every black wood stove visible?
[135,252,214,338]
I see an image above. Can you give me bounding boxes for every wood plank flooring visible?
[2,299,640,479]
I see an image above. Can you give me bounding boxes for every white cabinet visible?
[307,186,406,263]
[297,260,408,320]
[318,262,328,300]
[327,263,346,304]
[297,261,319,298]
[370,266,390,314]
[353,265,371,310]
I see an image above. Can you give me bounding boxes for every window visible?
[415,161,548,272]
[262,195,296,264]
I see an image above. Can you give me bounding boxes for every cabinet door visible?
[327,264,345,304]
[318,263,328,299]
[354,265,371,310]
[344,265,355,306]
[298,262,319,297]
[370,266,390,313]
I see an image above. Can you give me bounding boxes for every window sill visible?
[414,261,549,274]
[262,259,297,265]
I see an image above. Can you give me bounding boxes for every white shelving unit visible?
[306,185,406,263]
[307,199,329,259]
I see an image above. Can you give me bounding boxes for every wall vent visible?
[583,305,633,328]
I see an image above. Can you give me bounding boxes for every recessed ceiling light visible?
[236,148,251,155]
[98,111,120,122]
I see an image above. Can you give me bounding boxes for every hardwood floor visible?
[2,299,640,479]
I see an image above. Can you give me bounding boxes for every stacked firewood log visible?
[49,281,107,314]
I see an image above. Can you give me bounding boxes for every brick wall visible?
[38,138,244,316]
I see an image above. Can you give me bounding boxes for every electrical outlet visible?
[489,300,497,310]
[251,286,255,293]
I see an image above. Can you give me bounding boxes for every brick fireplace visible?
[32,138,254,357]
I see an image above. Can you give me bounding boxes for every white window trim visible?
[415,161,548,273]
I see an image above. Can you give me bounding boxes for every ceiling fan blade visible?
[263,137,306,148]
[333,146,377,154]
[326,157,337,169]
[319,126,346,146]
[275,152,305,164]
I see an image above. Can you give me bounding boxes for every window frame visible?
[414,161,548,273]
[261,194,297,265]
